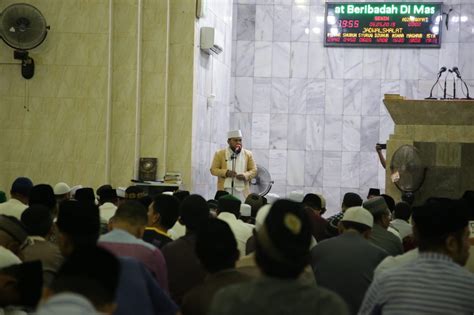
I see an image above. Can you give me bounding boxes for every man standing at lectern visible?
[210,130,257,200]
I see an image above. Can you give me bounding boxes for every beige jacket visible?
[210,148,257,197]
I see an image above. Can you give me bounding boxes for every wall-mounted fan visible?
[250,164,274,196]
[0,3,49,79]
[390,145,427,204]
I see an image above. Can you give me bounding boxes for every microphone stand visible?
[231,153,236,196]
[425,71,443,99]
[461,79,472,99]
[457,76,473,100]
[453,78,457,99]
[452,71,457,99]
[443,72,448,100]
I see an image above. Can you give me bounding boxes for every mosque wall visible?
[0,0,196,192]
[230,0,474,215]
[191,0,235,198]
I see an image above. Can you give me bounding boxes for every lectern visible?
[383,94,474,204]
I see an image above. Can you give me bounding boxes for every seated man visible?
[311,207,388,314]
[302,193,329,242]
[0,215,28,259]
[216,194,253,257]
[161,194,210,304]
[38,246,119,315]
[360,198,474,314]
[21,205,63,286]
[326,193,363,238]
[98,201,168,292]
[97,186,118,223]
[0,177,33,219]
[0,258,43,314]
[144,194,180,249]
[363,197,403,256]
[182,219,251,315]
[209,199,348,315]
[56,200,176,315]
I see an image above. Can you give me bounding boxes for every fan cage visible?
[0,3,48,50]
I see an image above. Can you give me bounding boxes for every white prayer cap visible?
[316,193,326,209]
[288,190,304,203]
[265,193,280,204]
[227,130,242,139]
[255,204,272,231]
[54,182,71,195]
[341,206,374,228]
[70,185,83,197]
[240,204,251,217]
[162,191,174,196]
[116,187,126,198]
[0,246,21,269]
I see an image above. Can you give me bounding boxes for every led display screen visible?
[324,2,443,47]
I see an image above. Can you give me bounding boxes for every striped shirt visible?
[99,229,168,292]
[359,252,474,315]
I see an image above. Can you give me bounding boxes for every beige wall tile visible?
[0,0,198,193]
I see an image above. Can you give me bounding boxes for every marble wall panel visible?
[290,42,309,78]
[360,116,381,152]
[306,115,324,151]
[254,41,273,77]
[343,79,363,115]
[363,49,382,80]
[289,78,307,114]
[236,4,256,40]
[272,42,291,78]
[270,113,288,149]
[305,150,323,187]
[269,149,287,185]
[324,115,342,151]
[325,80,343,115]
[307,79,325,115]
[234,77,254,112]
[253,78,272,113]
[343,49,364,79]
[273,5,292,41]
[323,151,342,188]
[308,43,326,79]
[342,116,361,152]
[288,115,306,150]
[271,78,290,113]
[252,113,270,149]
[341,151,360,188]
[291,5,310,42]
[287,150,305,186]
[235,41,255,76]
[255,5,273,41]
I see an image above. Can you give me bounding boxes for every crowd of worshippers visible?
[0,177,473,315]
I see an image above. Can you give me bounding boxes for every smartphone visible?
[377,143,387,149]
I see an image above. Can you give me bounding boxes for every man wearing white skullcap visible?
[210,130,257,200]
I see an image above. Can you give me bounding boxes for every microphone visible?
[452,66,472,99]
[426,66,447,99]
[452,66,461,78]
[234,144,242,155]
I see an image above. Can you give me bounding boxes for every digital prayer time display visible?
[324,2,443,48]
